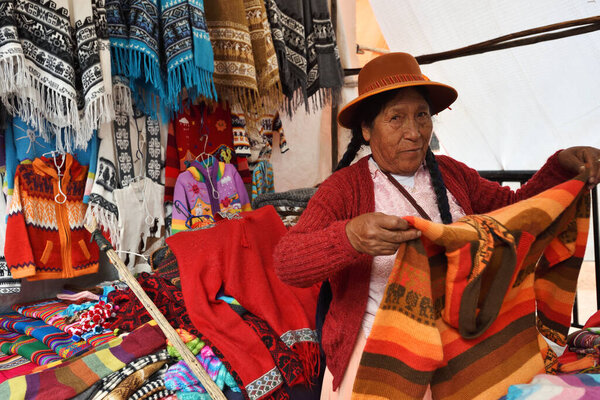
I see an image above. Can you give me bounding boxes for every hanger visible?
[192,110,220,199]
[42,150,68,204]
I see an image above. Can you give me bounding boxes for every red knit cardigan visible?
[273,152,574,389]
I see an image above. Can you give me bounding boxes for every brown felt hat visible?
[337,52,458,129]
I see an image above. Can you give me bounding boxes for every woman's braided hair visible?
[336,87,453,224]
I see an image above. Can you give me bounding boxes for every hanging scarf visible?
[264,0,342,112]
[106,0,216,116]
[86,122,120,246]
[0,0,113,151]
[204,0,257,107]
[243,0,282,109]
[162,0,216,110]
[352,173,591,400]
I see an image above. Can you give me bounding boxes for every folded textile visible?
[107,273,196,335]
[0,351,35,381]
[164,345,240,396]
[0,313,90,359]
[352,174,590,399]
[14,300,115,347]
[0,330,61,366]
[128,363,175,400]
[504,373,600,399]
[0,321,167,399]
[89,350,170,400]
[251,188,316,210]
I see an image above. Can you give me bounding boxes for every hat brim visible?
[337,81,458,129]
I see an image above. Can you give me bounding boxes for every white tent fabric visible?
[369,0,600,170]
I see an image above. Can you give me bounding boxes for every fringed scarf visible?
[352,174,590,400]
[106,0,216,116]
[264,0,342,113]
[204,0,259,110]
[0,0,113,151]
[244,0,282,109]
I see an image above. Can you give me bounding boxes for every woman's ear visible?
[361,122,371,143]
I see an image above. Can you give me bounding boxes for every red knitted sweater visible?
[273,152,574,389]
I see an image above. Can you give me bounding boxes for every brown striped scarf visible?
[205,0,281,114]
[353,173,590,400]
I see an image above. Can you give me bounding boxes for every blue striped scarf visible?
[106,0,216,116]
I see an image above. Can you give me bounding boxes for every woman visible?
[273,52,600,398]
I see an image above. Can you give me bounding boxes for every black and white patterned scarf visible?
[86,83,163,247]
[264,0,343,112]
[0,0,113,151]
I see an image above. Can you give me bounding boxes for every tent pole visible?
[331,0,338,172]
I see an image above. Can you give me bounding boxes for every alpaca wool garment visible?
[205,0,258,110]
[0,0,113,151]
[264,0,342,111]
[5,155,99,281]
[352,173,590,400]
[106,0,216,115]
[274,152,575,390]
[167,206,320,400]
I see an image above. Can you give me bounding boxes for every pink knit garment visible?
[362,159,465,335]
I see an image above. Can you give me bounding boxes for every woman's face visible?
[362,88,433,175]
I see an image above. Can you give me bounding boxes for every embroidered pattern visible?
[280,328,318,348]
[244,366,283,400]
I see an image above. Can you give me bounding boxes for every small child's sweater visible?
[172,160,251,234]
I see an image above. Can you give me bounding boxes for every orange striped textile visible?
[352,173,591,400]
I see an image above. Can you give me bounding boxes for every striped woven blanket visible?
[353,174,590,399]
[0,321,166,399]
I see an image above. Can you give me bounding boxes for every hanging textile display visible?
[106,0,216,115]
[85,89,165,248]
[264,0,343,110]
[0,0,113,151]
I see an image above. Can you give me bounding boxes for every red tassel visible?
[292,341,321,387]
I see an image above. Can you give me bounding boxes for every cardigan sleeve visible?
[273,174,368,288]
[4,175,36,278]
[440,151,575,214]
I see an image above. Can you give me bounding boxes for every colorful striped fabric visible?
[0,313,90,359]
[14,300,114,347]
[0,330,61,366]
[353,174,590,399]
[0,321,167,399]
[0,352,35,381]
[503,373,600,399]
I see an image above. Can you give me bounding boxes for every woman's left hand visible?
[558,146,600,189]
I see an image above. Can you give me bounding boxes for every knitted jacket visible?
[5,154,99,281]
[273,152,574,389]
[172,161,251,234]
[3,117,98,202]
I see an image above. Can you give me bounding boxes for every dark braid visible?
[335,126,367,171]
[425,147,452,224]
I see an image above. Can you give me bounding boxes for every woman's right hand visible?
[345,212,421,256]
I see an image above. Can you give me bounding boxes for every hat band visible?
[362,73,428,95]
